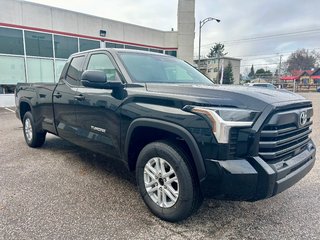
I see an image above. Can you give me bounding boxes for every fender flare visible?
[125,118,207,181]
[18,98,33,119]
[18,99,44,132]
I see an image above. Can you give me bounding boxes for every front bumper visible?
[201,140,316,201]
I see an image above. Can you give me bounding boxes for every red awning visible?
[280,76,299,80]
[311,76,320,79]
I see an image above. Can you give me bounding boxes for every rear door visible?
[53,55,85,143]
[73,51,124,159]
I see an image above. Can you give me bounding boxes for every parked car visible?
[15,49,316,222]
[246,83,277,89]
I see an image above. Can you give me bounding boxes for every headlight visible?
[185,106,260,143]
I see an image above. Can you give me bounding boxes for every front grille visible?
[229,128,238,157]
[259,107,313,162]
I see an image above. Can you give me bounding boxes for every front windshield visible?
[118,52,213,85]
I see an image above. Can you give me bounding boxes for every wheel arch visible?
[19,99,32,121]
[125,118,207,181]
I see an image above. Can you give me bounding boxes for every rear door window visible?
[65,56,85,86]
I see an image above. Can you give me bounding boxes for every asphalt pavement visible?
[0,93,319,240]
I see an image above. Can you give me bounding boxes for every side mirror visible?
[81,70,123,89]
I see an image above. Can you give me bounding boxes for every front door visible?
[74,51,124,160]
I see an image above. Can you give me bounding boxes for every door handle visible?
[53,92,62,98]
[74,94,85,101]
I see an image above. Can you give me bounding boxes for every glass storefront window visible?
[0,27,24,55]
[125,45,148,51]
[80,38,100,51]
[25,31,53,57]
[150,49,163,54]
[54,35,78,59]
[0,55,25,84]
[165,50,177,57]
[0,85,16,94]
[106,42,124,48]
[55,59,67,82]
[27,58,54,83]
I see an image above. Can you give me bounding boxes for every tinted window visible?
[165,50,177,57]
[54,35,78,59]
[267,84,276,89]
[25,31,53,57]
[125,45,148,51]
[87,54,118,81]
[0,27,24,55]
[254,84,267,88]
[79,38,100,51]
[150,49,163,53]
[66,56,85,85]
[119,52,212,84]
[106,42,124,48]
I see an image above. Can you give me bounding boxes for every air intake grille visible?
[259,108,312,162]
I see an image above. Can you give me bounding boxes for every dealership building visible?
[0,0,195,106]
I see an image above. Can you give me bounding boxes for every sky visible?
[26,0,320,75]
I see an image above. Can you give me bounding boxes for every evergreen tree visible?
[223,61,234,84]
[207,43,227,58]
[256,68,273,78]
[208,43,228,83]
[248,65,255,79]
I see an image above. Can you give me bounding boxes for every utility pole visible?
[217,55,220,83]
[220,58,224,84]
[278,55,283,84]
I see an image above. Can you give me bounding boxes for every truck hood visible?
[145,84,309,111]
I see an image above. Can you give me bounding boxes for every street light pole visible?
[198,17,220,69]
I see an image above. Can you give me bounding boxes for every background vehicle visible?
[246,82,277,89]
[15,49,316,222]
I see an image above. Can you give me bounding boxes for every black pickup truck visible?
[15,49,316,222]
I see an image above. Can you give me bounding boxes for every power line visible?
[228,47,320,59]
[241,55,288,62]
[194,47,320,70]
[240,63,279,68]
[200,28,320,48]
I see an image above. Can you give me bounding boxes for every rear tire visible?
[23,111,46,148]
[136,140,203,222]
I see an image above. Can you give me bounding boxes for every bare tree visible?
[286,49,317,72]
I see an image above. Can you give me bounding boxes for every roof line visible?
[0,22,178,50]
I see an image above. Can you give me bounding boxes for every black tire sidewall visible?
[136,141,196,222]
[23,112,35,146]
[22,111,45,147]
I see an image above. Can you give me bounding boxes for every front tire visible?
[23,111,46,148]
[136,140,202,222]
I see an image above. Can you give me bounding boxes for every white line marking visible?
[4,107,15,113]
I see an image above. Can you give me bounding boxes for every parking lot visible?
[0,93,319,240]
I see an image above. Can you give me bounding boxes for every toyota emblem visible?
[299,111,307,126]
